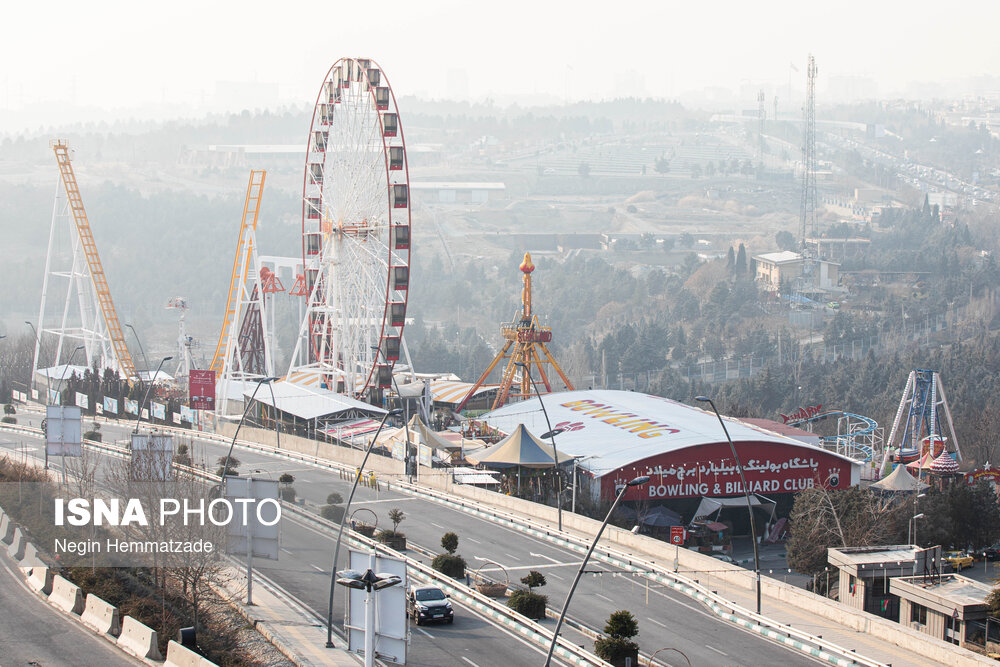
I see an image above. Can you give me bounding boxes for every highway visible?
[0,419,824,666]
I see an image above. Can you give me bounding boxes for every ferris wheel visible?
[290,57,411,399]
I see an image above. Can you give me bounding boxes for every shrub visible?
[4,404,15,415]
[327,492,343,505]
[431,553,466,579]
[1,416,16,424]
[215,456,240,477]
[83,430,101,442]
[507,590,547,620]
[278,486,296,503]
[279,473,295,485]
[594,610,640,664]
[441,532,458,555]
[521,570,546,590]
[321,504,345,522]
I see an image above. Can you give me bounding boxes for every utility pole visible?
[799,54,818,249]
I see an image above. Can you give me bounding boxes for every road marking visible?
[415,627,435,638]
[461,658,480,667]
[706,645,727,656]
[647,617,667,628]
[548,573,564,581]
[504,553,520,561]
[310,563,324,572]
[466,537,481,544]
[280,548,295,555]
[431,522,446,529]
[529,551,563,564]
[595,593,614,603]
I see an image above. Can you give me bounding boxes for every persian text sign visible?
[603,441,856,501]
[189,370,216,411]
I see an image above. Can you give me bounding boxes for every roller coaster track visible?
[785,410,879,462]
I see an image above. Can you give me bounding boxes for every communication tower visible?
[799,54,818,247]
[457,252,574,412]
[166,297,196,381]
[757,89,766,162]
[32,141,137,398]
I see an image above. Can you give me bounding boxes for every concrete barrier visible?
[20,541,45,567]
[26,566,54,596]
[117,615,162,660]
[6,527,25,560]
[0,513,15,545]
[81,593,121,636]
[165,640,217,667]
[50,575,85,615]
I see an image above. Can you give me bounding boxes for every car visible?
[983,544,1000,561]
[943,550,974,571]
[407,585,454,625]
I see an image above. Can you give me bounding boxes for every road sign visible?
[224,477,280,560]
[45,405,82,457]
[346,549,407,665]
[669,526,686,545]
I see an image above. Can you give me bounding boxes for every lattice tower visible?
[799,54,818,248]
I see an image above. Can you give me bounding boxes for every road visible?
[0,544,141,666]
[55,420,823,667]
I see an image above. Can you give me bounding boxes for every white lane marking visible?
[548,573,565,581]
[595,593,614,603]
[310,563,324,572]
[706,645,727,656]
[415,626,435,638]
[478,561,582,572]
[461,658,480,667]
[280,547,295,555]
[504,553,520,561]
[647,617,667,628]
[431,522,446,529]
[529,551,562,564]
[466,537,481,544]
[351,497,416,504]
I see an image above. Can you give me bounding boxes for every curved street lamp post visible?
[132,356,173,435]
[696,395,762,615]
[513,360,564,531]
[543,475,650,667]
[326,407,403,648]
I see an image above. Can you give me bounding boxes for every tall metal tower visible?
[799,55,818,247]
[757,89,766,163]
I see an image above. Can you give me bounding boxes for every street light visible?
[132,356,173,434]
[650,647,692,667]
[910,513,925,547]
[513,360,564,531]
[908,492,926,544]
[696,395,762,615]
[335,558,402,667]
[217,376,277,479]
[124,323,150,380]
[327,407,403,648]
[543,475,649,667]
[57,345,87,401]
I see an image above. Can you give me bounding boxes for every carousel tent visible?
[870,464,928,493]
[467,424,573,468]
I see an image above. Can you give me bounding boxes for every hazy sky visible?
[3,1,999,134]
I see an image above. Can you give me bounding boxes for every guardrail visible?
[387,479,886,667]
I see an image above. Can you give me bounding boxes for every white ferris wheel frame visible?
[289,57,411,398]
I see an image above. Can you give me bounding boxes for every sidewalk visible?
[215,566,360,667]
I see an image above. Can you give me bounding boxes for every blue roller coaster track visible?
[785,410,879,462]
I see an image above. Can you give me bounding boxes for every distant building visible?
[409,182,505,204]
[754,251,841,292]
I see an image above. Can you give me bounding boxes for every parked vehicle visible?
[943,550,974,571]
[407,585,454,625]
[983,544,1000,561]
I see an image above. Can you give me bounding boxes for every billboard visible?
[189,369,216,411]
[125,398,139,415]
[45,405,82,457]
[346,550,407,664]
[151,401,166,420]
[75,392,89,409]
[224,477,280,560]
[103,396,118,415]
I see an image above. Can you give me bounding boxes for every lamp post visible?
[650,647,692,667]
[132,356,173,434]
[543,475,649,667]
[513,360,563,531]
[57,345,86,402]
[327,407,402,648]
[218,376,277,480]
[908,493,926,544]
[335,555,403,667]
[910,513,925,547]
[696,395,761,615]
[125,323,150,381]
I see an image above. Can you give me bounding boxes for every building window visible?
[910,603,927,625]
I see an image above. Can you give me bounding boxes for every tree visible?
[388,508,406,533]
[594,610,640,665]
[441,532,459,555]
[735,243,748,275]
[521,570,546,590]
[215,456,240,477]
[787,486,899,576]
[654,158,670,174]
[775,230,797,251]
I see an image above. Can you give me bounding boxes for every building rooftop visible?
[755,251,803,264]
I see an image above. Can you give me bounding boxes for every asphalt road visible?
[0,543,141,666]
[2,420,822,666]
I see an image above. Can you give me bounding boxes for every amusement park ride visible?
[879,369,961,475]
[457,252,574,412]
[286,57,413,403]
[32,141,137,392]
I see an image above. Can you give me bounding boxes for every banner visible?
[125,398,139,415]
[172,412,181,424]
[103,396,118,415]
[31,389,39,401]
[75,392,89,409]
[189,369,216,411]
[180,406,194,423]
[151,402,166,420]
